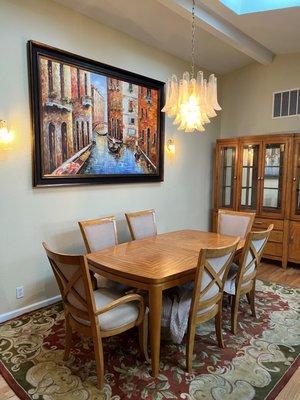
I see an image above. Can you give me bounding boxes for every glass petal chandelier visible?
[162,0,221,133]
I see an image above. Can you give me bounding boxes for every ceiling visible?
[54,0,300,74]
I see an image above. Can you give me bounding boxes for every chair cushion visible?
[224,262,255,295]
[224,263,239,295]
[73,288,139,331]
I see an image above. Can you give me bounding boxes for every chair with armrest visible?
[43,242,148,390]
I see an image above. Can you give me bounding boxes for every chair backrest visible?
[43,242,95,324]
[191,239,240,318]
[125,209,157,240]
[78,216,118,253]
[237,224,273,290]
[217,210,255,239]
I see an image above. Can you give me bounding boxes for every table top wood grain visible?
[87,230,243,284]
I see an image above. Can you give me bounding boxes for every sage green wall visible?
[220,53,300,138]
[0,0,219,315]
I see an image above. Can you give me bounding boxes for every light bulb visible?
[179,95,201,131]
[0,120,14,145]
[167,139,176,154]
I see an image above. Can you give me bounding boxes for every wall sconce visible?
[0,120,14,147]
[166,138,175,154]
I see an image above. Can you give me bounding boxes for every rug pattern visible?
[0,280,299,400]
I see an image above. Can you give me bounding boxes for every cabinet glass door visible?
[220,146,236,208]
[240,144,260,210]
[295,147,300,214]
[292,141,300,217]
[262,143,285,213]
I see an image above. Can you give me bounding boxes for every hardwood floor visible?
[0,375,19,400]
[257,261,300,288]
[0,262,299,400]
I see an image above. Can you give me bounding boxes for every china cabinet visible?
[213,133,300,268]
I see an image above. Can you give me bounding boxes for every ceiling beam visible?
[157,0,274,65]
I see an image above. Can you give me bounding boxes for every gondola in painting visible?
[28,41,164,186]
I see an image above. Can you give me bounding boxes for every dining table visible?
[86,229,244,377]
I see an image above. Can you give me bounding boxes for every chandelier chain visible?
[191,0,196,78]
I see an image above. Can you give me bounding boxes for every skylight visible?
[220,0,300,14]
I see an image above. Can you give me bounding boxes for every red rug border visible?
[265,355,300,400]
[0,361,31,400]
[0,282,299,400]
[1,349,299,400]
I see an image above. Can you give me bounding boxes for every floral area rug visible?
[0,280,299,400]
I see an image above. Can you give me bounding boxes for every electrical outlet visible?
[16,286,24,299]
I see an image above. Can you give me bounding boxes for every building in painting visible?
[107,78,123,140]
[138,87,158,168]
[70,68,93,153]
[91,85,106,134]
[40,57,93,174]
[122,82,138,142]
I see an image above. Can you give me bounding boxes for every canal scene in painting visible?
[39,56,159,177]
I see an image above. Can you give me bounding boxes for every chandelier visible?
[162,0,221,133]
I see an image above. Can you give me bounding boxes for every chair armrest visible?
[94,293,145,316]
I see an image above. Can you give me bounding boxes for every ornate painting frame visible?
[28,41,165,187]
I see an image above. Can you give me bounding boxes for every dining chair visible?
[217,209,255,239]
[224,224,273,334]
[186,238,239,372]
[78,216,118,289]
[43,242,148,390]
[125,209,157,240]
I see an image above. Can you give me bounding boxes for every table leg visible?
[149,284,163,378]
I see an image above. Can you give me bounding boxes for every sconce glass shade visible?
[167,139,176,154]
[162,71,221,133]
[0,120,13,145]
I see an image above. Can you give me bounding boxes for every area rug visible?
[0,280,299,400]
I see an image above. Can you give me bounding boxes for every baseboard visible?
[0,295,62,323]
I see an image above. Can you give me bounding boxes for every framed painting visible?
[28,41,165,186]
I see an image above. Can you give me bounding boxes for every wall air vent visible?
[273,89,300,118]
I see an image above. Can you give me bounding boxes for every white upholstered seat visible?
[73,288,140,331]
[217,210,255,239]
[125,209,157,240]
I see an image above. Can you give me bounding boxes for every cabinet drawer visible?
[263,242,283,257]
[254,218,283,231]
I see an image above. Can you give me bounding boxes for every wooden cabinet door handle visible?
[255,221,263,224]
[293,177,296,182]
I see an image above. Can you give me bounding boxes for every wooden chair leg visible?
[138,313,150,362]
[246,288,256,318]
[186,320,196,373]
[63,315,72,361]
[92,329,105,390]
[215,306,225,349]
[231,294,240,335]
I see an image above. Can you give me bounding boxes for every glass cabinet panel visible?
[262,143,285,211]
[240,145,259,210]
[220,147,236,208]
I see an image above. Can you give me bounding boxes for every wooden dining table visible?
[87,229,244,377]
